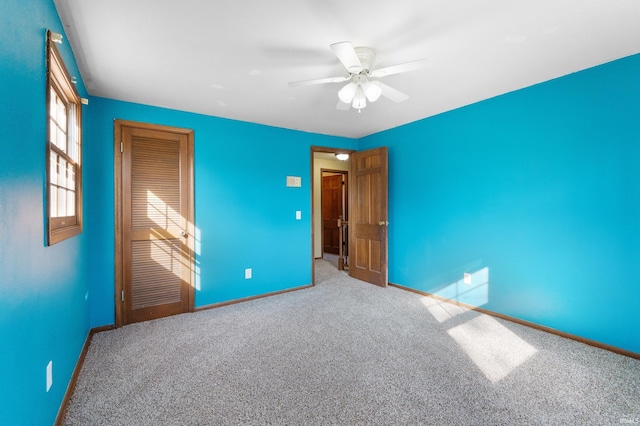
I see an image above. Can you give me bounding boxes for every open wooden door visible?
[115,120,194,326]
[348,147,388,287]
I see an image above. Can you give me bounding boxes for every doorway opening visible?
[311,146,389,287]
[321,169,349,270]
[311,147,353,282]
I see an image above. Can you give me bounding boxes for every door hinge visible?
[121,290,124,302]
[120,142,123,153]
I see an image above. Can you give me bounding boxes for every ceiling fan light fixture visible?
[362,80,382,102]
[352,87,367,111]
[289,40,418,113]
[338,82,358,103]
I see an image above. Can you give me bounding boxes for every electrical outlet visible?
[296,210,301,220]
[46,361,53,392]
[245,268,252,279]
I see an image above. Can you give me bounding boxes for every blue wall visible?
[360,53,640,354]
[85,98,356,327]
[1,1,356,422]
[2,0,639,423]
[0,0,91,424]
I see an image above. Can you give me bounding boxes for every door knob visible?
[181,230,188,237]
[378,221,389,226]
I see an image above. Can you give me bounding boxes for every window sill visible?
[48,224,81,246]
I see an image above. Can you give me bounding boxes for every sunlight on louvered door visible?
[121,124,193,325]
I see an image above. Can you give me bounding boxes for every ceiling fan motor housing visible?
[354,47,376,73]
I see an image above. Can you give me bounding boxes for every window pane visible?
[58,156,67,188]
[67,105,77,161]
[68,163,75,190]
[50,152,58,185]
[57,97,66,130]
[50,88,57,117]
[67,135,76,162]
[50,185,58,217]
[57,127,66,152]
[67,190,75,216]
[49,118,57,146]
[64,160,70,189]
[50,88,68,153]
[57,187,66,217]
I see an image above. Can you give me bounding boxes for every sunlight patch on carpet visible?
[447,314,538,383]
[420,296,468,323]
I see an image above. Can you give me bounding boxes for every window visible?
[46,30,82,245]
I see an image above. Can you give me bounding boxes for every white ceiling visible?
[54,0,640,139]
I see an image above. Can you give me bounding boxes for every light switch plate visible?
[296,211,301,220]
[286,176,302,187]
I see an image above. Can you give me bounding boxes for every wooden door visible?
[322,174,344,254]
[349,147,388,287]
[115,121,194,326]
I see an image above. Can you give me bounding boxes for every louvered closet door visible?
[121,126,192,324]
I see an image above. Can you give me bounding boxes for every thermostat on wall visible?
[286,176,302,187]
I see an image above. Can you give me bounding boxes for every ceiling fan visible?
[288,41,427,112]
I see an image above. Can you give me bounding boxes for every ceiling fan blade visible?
[372,81,409,103]
[330,41,363,74]
[288,76,350,88]
[336,100,351,111]
[369,59,428,78]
